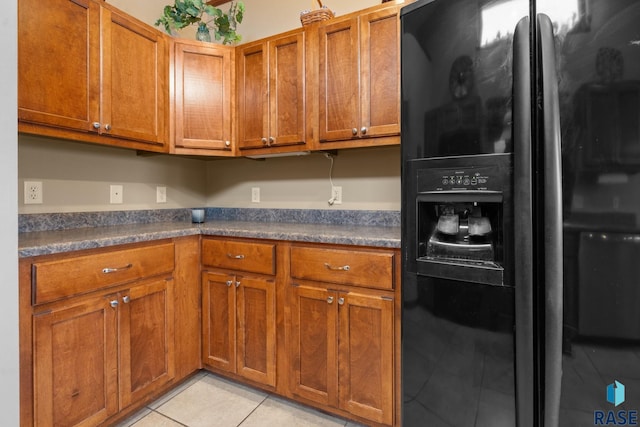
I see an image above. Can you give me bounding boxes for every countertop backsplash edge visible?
[19,208,401,233]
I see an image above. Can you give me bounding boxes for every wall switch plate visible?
[110,184,123,204]
[331,186,342,204]
[156,186,167,203]
[251,187,260,203]
[24,181,43,204]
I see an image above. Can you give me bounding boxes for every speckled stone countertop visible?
[18,209,401,257]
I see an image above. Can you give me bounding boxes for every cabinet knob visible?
[352,128,358,136]
[269,136,275,144]
[110,300,119,308]
[338,297,345,305]
[261,137,268,144]
[92,122,101,129]
[360,127,367,135]
[235,281,241,288]
[122,295,130,304]
[226,280,233,287]
[225,140,231,147]
[327,296,334,304]
[104,124,111,131]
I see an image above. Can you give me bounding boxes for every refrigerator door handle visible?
[538,13,564,427]
[513,15,534,427]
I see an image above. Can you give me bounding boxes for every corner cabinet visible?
[171,40,235,156]
[18,0,168,152]
[314,5,401,149]
[201,238,277,388]
[236,29,308,156]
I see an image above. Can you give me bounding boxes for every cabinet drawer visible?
[32,243,175,305]
[202,239,275,275]
[290,246,394,290]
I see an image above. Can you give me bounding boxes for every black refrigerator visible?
[400,0,640,426]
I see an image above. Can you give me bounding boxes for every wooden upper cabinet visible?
[237,29,306,153]
[18,0,168,152]
[100,8,168,148]
[318,17,360,143]
[172,40,234,155]
[18,0,100,133]
[317,5,400,148]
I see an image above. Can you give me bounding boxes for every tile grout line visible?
[235,393,271,426]
[137,408,190,427]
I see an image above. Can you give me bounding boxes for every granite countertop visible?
[19,219,401,258]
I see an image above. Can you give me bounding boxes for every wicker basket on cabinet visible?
[300,0,334,26]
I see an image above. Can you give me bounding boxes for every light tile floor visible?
[115,371,368,427]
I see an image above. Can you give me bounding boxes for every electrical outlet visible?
[156,186,167,203]
[110,184,123,204]
[332,186,342,205]
[251,187,260,203]
[24,181,43,204]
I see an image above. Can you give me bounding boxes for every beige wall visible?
[206,147,400,210]
[18,0,402,214]
[18,135,208,213]
[108,0,384,42]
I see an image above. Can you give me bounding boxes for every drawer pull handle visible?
[324,263,350,272]
[227,253,245,260]
[102,264,132,274]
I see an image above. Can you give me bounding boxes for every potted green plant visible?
[156,0,244,45]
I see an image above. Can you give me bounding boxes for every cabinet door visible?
[236,275,276,386]
[338,292,394,425]
[289,284,338,407]
[18,0,100,132]
[237,42,269,150]
[318,17,360,142]
[268,32,306,147]
[119,278,175,408]
[174,42,233,152]
[33,296,118,427]
[359,7,400,138]
[202,271,236,373]
[100,8,167,148]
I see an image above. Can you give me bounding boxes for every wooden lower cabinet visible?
[33,295,119,427]
[20,239,204,427]
[202,271,276,387]
[289,283,394,426]
[32,277,174,427]
[118,278,175,408]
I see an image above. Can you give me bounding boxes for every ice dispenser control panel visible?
[417,164,505,192]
